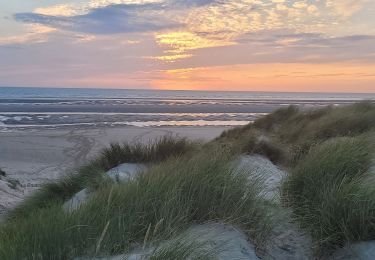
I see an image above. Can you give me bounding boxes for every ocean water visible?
[0,87,373,130]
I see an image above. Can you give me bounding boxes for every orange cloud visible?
[154,31,235,62]
[153,63,375,92]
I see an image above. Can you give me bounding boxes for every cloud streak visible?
[15,3,181,34]
[14,0,221,35]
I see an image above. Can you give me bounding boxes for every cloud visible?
[168,0,217,7]
[326,0,366,17]
[154,31,236,61]
[13,0,374,45]
[14,0,220,35]
[15,3,181,34]
[34,4,84,16]
[238,31,375,48]
[8,0,375,66]
[0,24,55,46]
[293,1,308,9]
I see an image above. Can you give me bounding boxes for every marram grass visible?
[7,135,198,220]
[282,134,375,251]
[0,147,272,259]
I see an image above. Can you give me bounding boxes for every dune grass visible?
[0,147,272,259]
[218,102,375,166]
[217,128,287,165]
[98,135,198,171]
[277,102,375,163]
[217,102,375,253]
[281,102,374,142]
[253,105,300,132]
[7,136,198,220]
[238,133,286,165]
[282,134,375,251]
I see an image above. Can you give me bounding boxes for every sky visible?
[0,0,375,92]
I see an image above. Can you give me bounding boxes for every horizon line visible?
[1,86,375,95]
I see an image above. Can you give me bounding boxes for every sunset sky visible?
[1,0,375,92]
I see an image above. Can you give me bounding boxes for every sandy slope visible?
[0,179,23,220]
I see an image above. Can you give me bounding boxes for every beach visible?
[1,88,373,222]
[1,88,372,211]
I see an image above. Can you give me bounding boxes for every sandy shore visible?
[0,126,229,191]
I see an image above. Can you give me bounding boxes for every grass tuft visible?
[98,135,198,170]
[253,106,300,131]
[239,133,286,165]
[282,134,375,251]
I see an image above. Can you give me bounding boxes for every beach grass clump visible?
[251,102,375,142]
[279,102,375,143]
[217,128,287,165]
[219,102,375,151]
[241,102,375,165]
[98,135,198,170]
[282,134,375,250]
[253,105,300,131]
[282,102,375,164]
[7,136,198,220]
[0,148,272,259]
[218,123,253,140]
[239,133,286,165]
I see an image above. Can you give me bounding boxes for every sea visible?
[0,87,374,131]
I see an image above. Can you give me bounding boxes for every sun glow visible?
[154,63,375,92]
